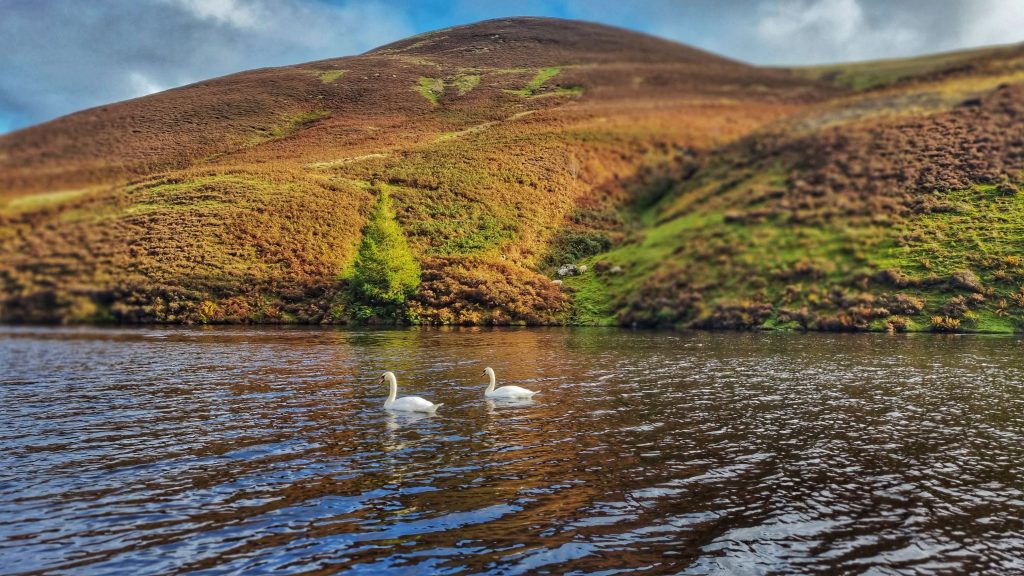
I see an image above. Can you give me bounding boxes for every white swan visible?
[482,367,537,399]
[379,372,442,413]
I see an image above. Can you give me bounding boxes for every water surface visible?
[2,327,1024,574]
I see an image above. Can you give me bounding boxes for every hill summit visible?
[2,18,1024,332]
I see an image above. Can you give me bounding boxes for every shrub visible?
[873,269,915,288]
[939,295,970,317]
[693,299,773,330]
[1011,287,1024,308]
[617,266,705,328]
[931,315,961,332]
[411,256,569,325]
[544,232,612,267]
[996,299,1010,316]
[950,270,984,293]
[880,293,925,315]
[995,177,1020,196]
[886,316,910,332]
[198,300,222,324]
[777,306,814,330]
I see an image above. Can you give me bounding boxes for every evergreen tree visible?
[351,191,420,316]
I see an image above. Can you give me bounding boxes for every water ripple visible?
[2,327,1024,574]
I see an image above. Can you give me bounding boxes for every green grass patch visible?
[451,74,481,95]
[317,70,345,84]
[563,210,727,324]
[790,44,1016,90]
[248,110,331,144]
[1,188,94,214]
[872,185,1024,277]
[563,271,617,326]
[416,77,444,105]
[867,183,1024,332]
[509,66,563,96]
[533,86,584,98]
[272,110,330,138]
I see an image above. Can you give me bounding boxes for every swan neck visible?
[486,371,496,393]
[385,374,397,407]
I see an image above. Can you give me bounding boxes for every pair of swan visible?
[378,367,536,413]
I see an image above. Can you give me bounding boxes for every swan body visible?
[379,372,442,413]
[482,367,537,399]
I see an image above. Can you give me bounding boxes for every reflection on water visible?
[2,326,1024,575]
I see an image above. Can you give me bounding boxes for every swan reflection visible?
[486,397,538,414]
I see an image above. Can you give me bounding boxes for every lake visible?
[2,326,1023,575]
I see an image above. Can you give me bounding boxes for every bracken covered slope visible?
[2,17,1023,331]
[568,43,1024,333]
[0,17,830,324]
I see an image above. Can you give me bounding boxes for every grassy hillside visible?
[567,76,1024,333]
[1,17,1023,332]
[791,43,1024,90]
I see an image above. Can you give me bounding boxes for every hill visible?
[1,18,1022,332]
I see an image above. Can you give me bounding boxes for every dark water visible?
[2,327,1024,575]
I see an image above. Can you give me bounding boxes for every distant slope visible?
[2,17,1023,332]
[790,42,1024,90]
[368,17,743,66]
[567,68,1024,333]
[0,17,806,196]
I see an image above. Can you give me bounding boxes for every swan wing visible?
[489,385,536,398]
[389,396,441,413]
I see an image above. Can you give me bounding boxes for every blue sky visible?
[2,0,1024,134]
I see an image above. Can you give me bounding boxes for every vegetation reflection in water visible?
[2,327,1024,574]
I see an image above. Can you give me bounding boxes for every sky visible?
[2,0,1024,134]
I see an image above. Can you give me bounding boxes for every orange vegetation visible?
[3,17,1023,330]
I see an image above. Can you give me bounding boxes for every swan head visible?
[379,371,396,384]
[482,366,495,378]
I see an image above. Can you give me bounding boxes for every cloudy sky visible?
[2,0,1023,133]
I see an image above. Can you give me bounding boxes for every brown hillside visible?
[604,77,1024,333]
[0,17,841,324]
[368,17,743,66]
[0,17,832,196]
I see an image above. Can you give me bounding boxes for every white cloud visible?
[958,0,1024,47]
[592,0,1023,66]
[0,0,413,131]
[751,0,925,63]
[128,72,165,97]
[166,0,262,30]
[756,0,864,44]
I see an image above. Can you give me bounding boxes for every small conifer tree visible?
[350,191,420,318]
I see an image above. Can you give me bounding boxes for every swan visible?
[482,367,537,399]
[379,372,442,413]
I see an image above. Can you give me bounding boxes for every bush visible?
[931,315,961,332]
[411,256,570,325]
[1012,287,1024,308]
[886,316,910,332]
[949,270,984,293]
[544,232,611,267]
[693,299,773,330]
[880,293,925,315]
[939,295,970,317]
[617,266,705,327]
